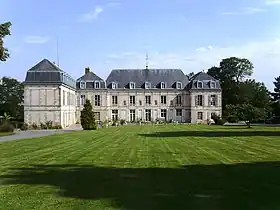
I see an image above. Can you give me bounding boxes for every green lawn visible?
[1,125,280,210]
[0,132,13,137]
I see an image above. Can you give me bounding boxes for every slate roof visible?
[106,69,189,89]
[76,71,106,89]
[24,59,76,89]
[187,71,221,89]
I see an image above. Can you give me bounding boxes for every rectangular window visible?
[145,82,151,89]
[81,95,86,105]
[161,96,167,104]
[130,96,136,106]
[130,110,136,122]
[176,95,182,105]
[145,109,151,121]
[94,112,100,120]
[161,82,166,89]
[112,96,118,105]
[210,95,216,106]
[170,100,173,106]
[139,100,142,106]
[123,100,127,106]
[63,91,66,105]
[177,82,182,89]
[161,109,167,119]
[197,112,203,120]
[95,81,100,89]
[145,96,151,105]
[155,100,158,105]
[197,82,203,88]
[130,82,135,89]
[112,110,118,120]
[95,95,100,106]
[176,109,182,116]
[196,95,203,106]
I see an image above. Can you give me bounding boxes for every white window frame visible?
[145,82,151,89]
[95,81,100,89]
[176,82,182,89]
[130,82,136,89]
[197,81,203,88]
[112,82,117,89]
[161,82,166,89]
[210,81,216,88]
[80,81,86,89]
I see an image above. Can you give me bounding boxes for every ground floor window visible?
[130,110,136,122]
[94,112,100,120]
[176,109,182,117]
[112,110,118,121]
[145,109,151,121]
[161,109,167,120]
[197,112,203,120]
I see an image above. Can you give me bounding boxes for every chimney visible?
[85,67,90,74]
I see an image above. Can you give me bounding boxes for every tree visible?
[0,22,12,62]
[271,76,280,102]
[0,77,24,120]
[80,99,97,130]
[226,103,265,128]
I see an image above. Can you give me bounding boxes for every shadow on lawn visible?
[2,162,280,210]
[139,130,280,138]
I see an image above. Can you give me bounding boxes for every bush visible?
[211,113,226,125]
[40,122,48,129]
[20,123,29,131]
[31,123,39,130]
[45,121,53,129]
[120,119,126,125]
[52,125,62,129]
[80,99,97,130]
[0,122,14,133]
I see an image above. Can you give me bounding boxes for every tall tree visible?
[271,76,280,102]
[0,77,24,120]
[0,22,12,62]
[80,99,97,130]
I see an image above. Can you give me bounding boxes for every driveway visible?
[0,124,83,143]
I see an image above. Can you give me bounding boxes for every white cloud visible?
[223,7,266,15]
[104,38,280,89]
[78,6,104,22]
[23,36,50,44]
[264,0,280,5]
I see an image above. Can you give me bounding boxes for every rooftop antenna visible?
[145,52,149,69]
[56,36,60,67]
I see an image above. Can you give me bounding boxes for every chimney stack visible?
[85,67,90,74]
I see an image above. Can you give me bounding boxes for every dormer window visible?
[176,82,182,89]
[210,81,216,88]
[130,82,136,89]
[161,82,166,89]
[197,81,203,88]
[112,82,117,89]
[145,82,151,89]
[95,81,100,89]
[80,81,86,89]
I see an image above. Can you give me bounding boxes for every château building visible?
[23,59,222,128]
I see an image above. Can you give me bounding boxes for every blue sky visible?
[0,0,280,89]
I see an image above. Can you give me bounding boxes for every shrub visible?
[80,99,97,130]
[120,119,126,125]
[40,122,48,129]
[20,123,29,131]
[0,122,14,133]
[45,121,53,129]
[31,123,39,130]
[53,125,62,129]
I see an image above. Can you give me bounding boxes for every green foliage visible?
[0,77,24,121]
[80,99,97,130]
[271,76,280,102]
[226,103,265,127]
[0,121,14,133]
[211,113,226,125]
[0,22,12,62]
[20,123,28,131]
[120,119,126,125]
[31,123,39,130]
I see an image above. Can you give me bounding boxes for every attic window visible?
[95,81,100,89]
[145,82,151,89]
[130,82,135,89]
[112,82,117,89]
[197,81,203,88]
[80,81,86,89]
[210,81,216,88]
[161,82,166,89]
[176,82,182,89]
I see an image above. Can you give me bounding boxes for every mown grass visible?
[0,132,13,137]
[0,125,280,210]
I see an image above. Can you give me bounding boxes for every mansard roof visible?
[24,59,76,89]
[76,70,106,89]
[187,71,221,89]
[106,68,189,89]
